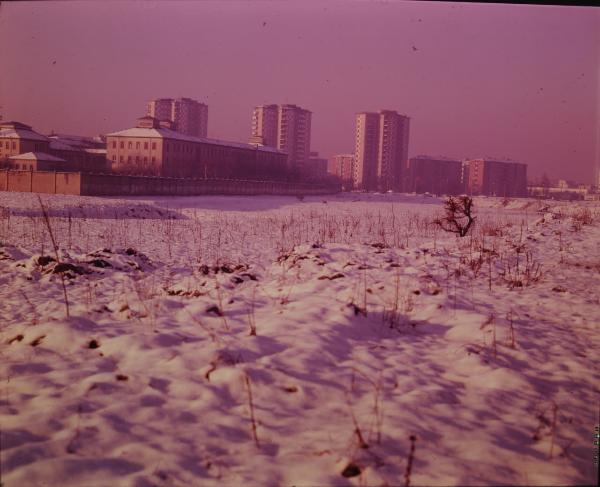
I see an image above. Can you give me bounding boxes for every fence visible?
[0,170,340,197]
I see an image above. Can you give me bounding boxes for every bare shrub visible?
[434,196,476,237]
[571,207,593,231]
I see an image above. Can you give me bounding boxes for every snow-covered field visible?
[1,191,598,486]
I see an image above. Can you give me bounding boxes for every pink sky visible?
[0,1,598,183]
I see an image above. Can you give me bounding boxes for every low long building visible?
[107,116,289,180]
[0,121,108,172]
[464,158,527,197]
[408,156,462,195]
[0,121,50,161]
[8,152,67,171]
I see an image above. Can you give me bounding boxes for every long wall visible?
[0,170,339,196]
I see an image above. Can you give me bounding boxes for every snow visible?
[0,192,598,486]
[8,152,67,162]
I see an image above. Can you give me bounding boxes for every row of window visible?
[113,140,158,151]
[1,141,46,151]
[112,155,157,164]
[12,163,34,170]
[1,141,17,150]
[111,140,197,154]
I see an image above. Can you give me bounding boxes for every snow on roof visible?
[84,148,107,154]
[9,152,66,162]
[105,127,286,155]
[49,140,78,151]
[0,127,49,142]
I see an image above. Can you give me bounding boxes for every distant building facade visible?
[250,104,312,176]
[147,98,208,138]
[250,105,279,147]
[0,122,50,163]
[353,110,410,192]
[0,121,107,172]
[107,116,288,180]
[305,151,328,180]
[328,154,354,189]
[528,179,590,200]
[463,158,527,197]
[354,113,379,190]
[8,152,67,171]
[408,156,462,195]
[48,134,108,172]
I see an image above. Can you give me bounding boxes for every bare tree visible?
[434,195,476,237]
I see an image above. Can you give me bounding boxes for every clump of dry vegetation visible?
[434,196,476,237]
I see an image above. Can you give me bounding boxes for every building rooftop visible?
[49,140,78,151]
[9,152,66,162]
[412,155,461,162]
[48,134,106,149]
[0,123,49,142]
[106,126,287,154]
[0,121,33,130]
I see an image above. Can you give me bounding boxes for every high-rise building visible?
[147,98,208,138]
[353,110,410,191]
[250,104,311,175]
[147,99,173,124]
[328,154,354,189]
[354,113,380,190]
[250,105,278,147]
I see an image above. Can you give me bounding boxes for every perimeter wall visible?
[0,170,339,196]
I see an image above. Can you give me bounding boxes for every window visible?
[4,142,7,149]
[112,141,116,149]
[143,157,148,163]
[152,142,156,150]
[128,156,132,162]
[135,156,140,163]
[128,141,132,149]
[15,164,20,170]
[11,142,16,150]
[136,142,140,150]
[151,157,155,163]
[120,155,123,162]
[120,141,124,149]
[112,155,116,161]
[144,142,148,150]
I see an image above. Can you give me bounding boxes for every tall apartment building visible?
[250,104,311,176]
[328,154,354,189]
[463,158,527,197]
[147,98,208,138]
[354,113,380,190]
[250,105,278,147]
[353,110,410,192]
